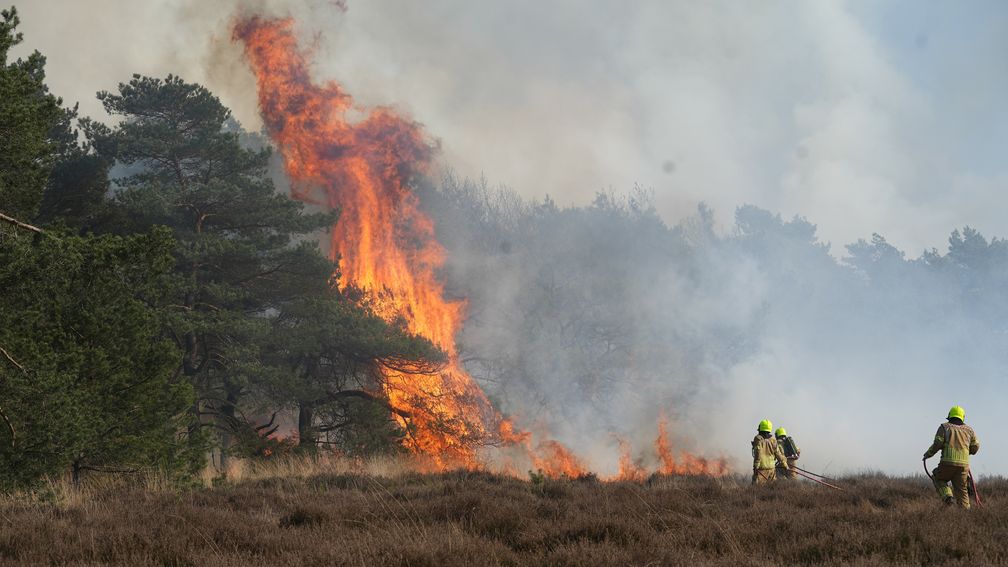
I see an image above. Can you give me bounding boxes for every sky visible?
[11,1,1008,474]
[13,0,1008,251]
[15,0,1008,254]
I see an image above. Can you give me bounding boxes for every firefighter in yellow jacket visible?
[752,419,789,485]
[923,405,980,508]
[775,427,800,479]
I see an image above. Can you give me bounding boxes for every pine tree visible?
[0,226,197,487]
[0,7,63,221]
[89,75,337,459]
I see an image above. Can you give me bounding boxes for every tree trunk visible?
[218,382,241,474]
[298,400,316,449]
[71,459,82,488]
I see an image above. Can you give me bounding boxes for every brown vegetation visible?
[0,461,1005,566]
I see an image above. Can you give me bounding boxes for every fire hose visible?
[923,457,983,509]
[793,465,838,482]
[790,467,845,491]
[969,471,984,508]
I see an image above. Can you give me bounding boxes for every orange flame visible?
[615,437,648,481]
[233,15,729,478]
[234,16,496,468]
[655,415,729,476]
[531,441,589,478]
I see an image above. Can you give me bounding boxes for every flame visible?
[233,15,729,478]
[531,441,589,478]
[615,437,648,482]
[655,415,729,476]
[234,16,495,468]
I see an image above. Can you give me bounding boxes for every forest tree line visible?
[418,175,1008,461]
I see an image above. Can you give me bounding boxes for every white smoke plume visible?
[15,0,1008,474]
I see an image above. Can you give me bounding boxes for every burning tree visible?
[85,72,450,465]
[263,289,447,454]
[234,16,505,468]
[233,15,729,477]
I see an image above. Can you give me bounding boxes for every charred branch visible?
[316,420,352,433]
[253,412,279,432]
[323,389,412,419]
[378,356,446,375]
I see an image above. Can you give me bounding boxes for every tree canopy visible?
[0,7,64,220]
[0,10,446,487]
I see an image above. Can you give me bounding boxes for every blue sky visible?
[861,1,1008,176]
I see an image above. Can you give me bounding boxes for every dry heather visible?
[0,461,1005,566]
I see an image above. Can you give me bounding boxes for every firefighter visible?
[923,405,980,508]
[774,427,800,479]
[752,419,789,485]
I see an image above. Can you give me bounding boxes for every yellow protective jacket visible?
[752,434,789,471]
[924,422,979,466]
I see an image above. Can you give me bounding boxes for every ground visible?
[0,462,1004,566]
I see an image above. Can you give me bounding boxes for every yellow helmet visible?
[775,427,787,438]
[947,405,965,421]
[758,419,773,433]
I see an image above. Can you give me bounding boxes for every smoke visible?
[18,1,1008,252]
[15,1,1008,474]
[423,179,1008,476]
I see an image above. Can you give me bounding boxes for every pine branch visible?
[322,389,412,419]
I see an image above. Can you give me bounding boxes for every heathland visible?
[1,459,1004,566]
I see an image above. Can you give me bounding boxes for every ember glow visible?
[233,15,726,477]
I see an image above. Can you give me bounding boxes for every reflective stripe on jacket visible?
[924,422,979,466]
[752,434,788,471]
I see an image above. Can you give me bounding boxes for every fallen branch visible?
[0,211,44,234]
